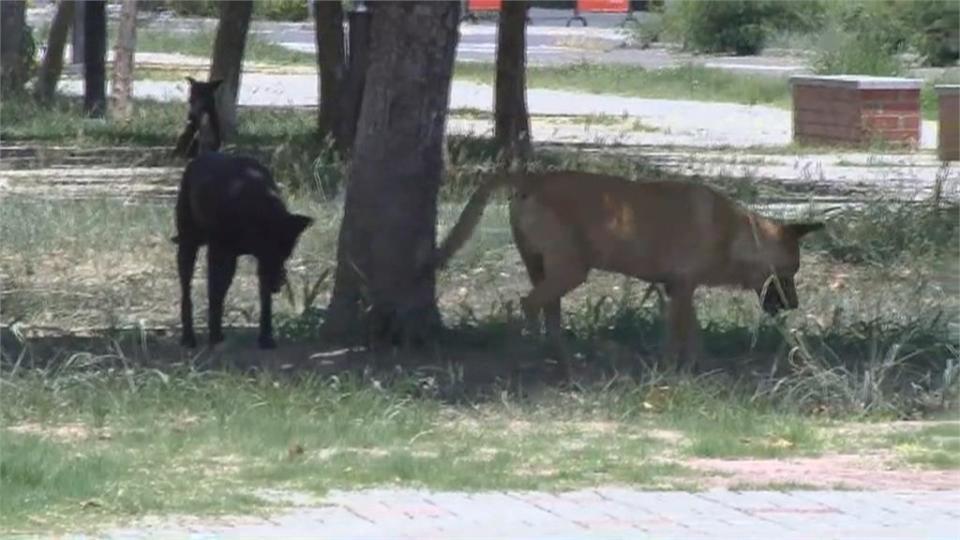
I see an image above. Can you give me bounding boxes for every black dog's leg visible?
[207,245,237,346]
[177,241,200,348]
[257,277,276,349]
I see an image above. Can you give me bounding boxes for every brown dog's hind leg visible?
[517,246,566,374]
[520,252,588,380]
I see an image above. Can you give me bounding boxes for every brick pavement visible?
[97,488,960,539]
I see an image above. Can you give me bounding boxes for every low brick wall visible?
[791,75,922,147]
[937,85,959,161]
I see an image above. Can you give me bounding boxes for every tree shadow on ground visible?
[2,308,950,405]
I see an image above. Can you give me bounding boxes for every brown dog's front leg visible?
[664,282,700,372]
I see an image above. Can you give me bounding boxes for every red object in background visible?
[576,0,629,13]
[468,0,502,12]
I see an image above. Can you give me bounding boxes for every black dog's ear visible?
[786,222,824,239]
[287,214,313,238]
[185,76,197,85]
[210,79,224,90]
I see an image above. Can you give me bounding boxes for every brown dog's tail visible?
[429,172,514,272]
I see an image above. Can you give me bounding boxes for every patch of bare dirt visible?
[7,422,112,442]
[691,454,960,491]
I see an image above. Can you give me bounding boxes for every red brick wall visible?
[938,90,959,161]
[792,80,921,147]
[858,89,920,145]
[793,85,860,144]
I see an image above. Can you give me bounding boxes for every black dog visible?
[174,152,312,349]
[172,77,223,158]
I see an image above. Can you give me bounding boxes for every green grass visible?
[0,367,785,532]
[123,26,314,66]
[457,62,948,120]
[883,424,960,469]
[456,62,794,108]
[3,361,956,531]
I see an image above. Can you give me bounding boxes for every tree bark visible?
[109,0,138,121]
[0,0,27,94]
[494,0,532,168]
[209,0,253,139]
[325,1,461,345]
[33,0,73,104]
[313,0,344,144]
[83,0,106,117]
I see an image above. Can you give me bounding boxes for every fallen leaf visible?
[287,443,305,460]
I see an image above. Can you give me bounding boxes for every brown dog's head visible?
[748,221,824,315]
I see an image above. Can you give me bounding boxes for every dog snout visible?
[758,277,798,315]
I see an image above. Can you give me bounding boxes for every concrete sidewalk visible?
[58,74,940,150]
[95,488,960,539]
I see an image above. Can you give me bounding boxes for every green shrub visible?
[812,20,905,76]
[163,0,309,21]
[909,0,959,66]
[164,0,219,17]
[816,0,958,69]
[665,0,825,55]
[255,0,310,22]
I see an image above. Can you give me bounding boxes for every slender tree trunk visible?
[494,0,532,167]
[71,0,84,63]
[83,0,106,117]
[0,0,27,94]
[324,1,461,344]
[209,0,252,138]
[313,0,344,143]
[338,7,371,157]
[33,0,73,103]
[109,0,137,121]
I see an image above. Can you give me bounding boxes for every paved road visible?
[93,488,960,539]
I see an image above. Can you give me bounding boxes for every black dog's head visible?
[185,77,222,125]
[260,214,314,293]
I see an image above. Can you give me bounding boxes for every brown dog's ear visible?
[785,222,824,239]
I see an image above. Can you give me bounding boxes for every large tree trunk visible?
[33,0,73,104]
[313,0,345,144]
[325,1,461,345]
[109,0,137,121]
[209,0,252,139]
[494,0,532,167]
[0,0,27,94]
[83,0,106,117]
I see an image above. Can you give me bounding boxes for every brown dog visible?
[431,171,823,373]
